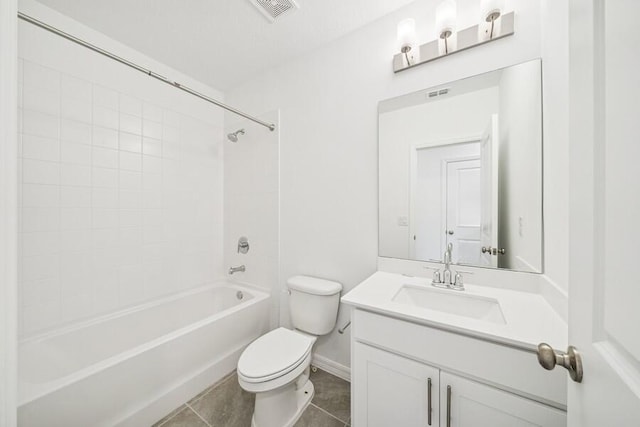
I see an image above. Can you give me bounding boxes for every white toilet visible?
[237,275,342,427]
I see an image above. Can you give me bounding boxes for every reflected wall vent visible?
[249,0,299,23]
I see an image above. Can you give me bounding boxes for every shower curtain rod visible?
[17,12,276,132]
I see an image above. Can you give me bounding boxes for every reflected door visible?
[445,159,481,265]
[479,114,499,267]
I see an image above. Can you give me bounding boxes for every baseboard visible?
[311,354,351,382]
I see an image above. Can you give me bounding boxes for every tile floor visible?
[153,367,351,427]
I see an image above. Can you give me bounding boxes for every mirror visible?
[379,59,542,273]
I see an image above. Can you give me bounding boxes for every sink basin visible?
[392,285,506,324]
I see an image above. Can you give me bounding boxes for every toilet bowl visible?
[237,276,342,427]
[238,328,316,427]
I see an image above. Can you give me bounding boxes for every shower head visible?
[227,129,245,142]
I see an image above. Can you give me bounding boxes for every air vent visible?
[426,88,451,99]
[249,0,299,23]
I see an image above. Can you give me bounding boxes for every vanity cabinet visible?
[353,343,440,427]
[440,372,566,426]
[351,309,567,427]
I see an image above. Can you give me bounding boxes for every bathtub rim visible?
[18,280,269,406]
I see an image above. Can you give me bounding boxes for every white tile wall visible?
[224,111,280,329]
[18,58,224,337]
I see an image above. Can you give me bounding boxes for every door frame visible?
[409,136,481,259]
[0,0,19,425]
[441,155,481,262]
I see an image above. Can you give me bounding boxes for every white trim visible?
[0,0,18,425]
[408,136,482,261]
[311,354,351,383]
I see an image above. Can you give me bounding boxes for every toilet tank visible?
[287,276,342,336]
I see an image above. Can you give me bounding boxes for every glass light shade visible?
[480,0,505,20]
[435,0,457,36]
[397,18,417,52]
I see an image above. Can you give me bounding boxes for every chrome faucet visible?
[228,265,246,275]
[431,243,464,291]
[443,243,453,284]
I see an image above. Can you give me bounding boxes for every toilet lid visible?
[238,328,314,382]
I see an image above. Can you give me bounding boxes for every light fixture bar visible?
[393,11,515,73]
[17,12,277,132]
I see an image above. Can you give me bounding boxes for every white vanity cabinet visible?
[354,342,440,427]
[350,309,567,427]
[440,372,566,426]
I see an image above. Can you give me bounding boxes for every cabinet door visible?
[440,372,566,427]
[353,343,439,427]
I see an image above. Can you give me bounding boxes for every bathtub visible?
[17,282,270,427]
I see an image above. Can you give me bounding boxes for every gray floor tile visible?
[155,406,208,427]
[294,404,345,427]
[152,405,189,426]
[189,375,255,427]
[310,368,351,423]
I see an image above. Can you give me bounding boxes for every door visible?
[440,372,566,426]
[567,0,640,424]
[445,159,481,265]
[353,343,439,427]
[479,114,499,267]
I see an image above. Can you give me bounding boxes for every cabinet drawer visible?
[353,309,567,408]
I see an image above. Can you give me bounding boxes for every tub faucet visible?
[229,265,246,275]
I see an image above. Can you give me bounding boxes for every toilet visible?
[237,275,342,427]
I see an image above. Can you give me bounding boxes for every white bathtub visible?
[17,282,270,427]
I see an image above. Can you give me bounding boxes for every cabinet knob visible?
[536,343,583,383]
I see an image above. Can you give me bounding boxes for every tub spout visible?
[229,265,246,275]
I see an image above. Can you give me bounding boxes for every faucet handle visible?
[452,272,464,290]
[432,270,442,284]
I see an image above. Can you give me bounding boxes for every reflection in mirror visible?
[379,59,542,273]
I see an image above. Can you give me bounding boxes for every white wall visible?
[223,111,280,329]
[379,87,498,260]
[540,0,569,292]
[17,0,225,337]
[227,0,550,368]
[497,60,543,271]
[1,0,19,423]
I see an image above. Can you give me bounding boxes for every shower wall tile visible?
[18,57,224,338]
[224,110,280,329]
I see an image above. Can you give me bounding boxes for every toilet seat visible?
[238,328,315,392]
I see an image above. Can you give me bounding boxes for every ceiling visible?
[35,0,417,90]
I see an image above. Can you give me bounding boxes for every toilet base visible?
[251,380,314,427]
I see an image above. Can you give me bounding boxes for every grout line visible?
[154,405,185,427]
[309,403,349,425]
[185,403,213,427]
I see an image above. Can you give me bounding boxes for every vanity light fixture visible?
[397,18,418,67]
[393,2,514,73]
[480,0,505,39]
[436,0,457,54]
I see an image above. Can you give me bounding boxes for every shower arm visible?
[17,12,276,132]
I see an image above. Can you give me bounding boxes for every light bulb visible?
[436,0,457,38]
[397,18,417,53]
[480,0,505,22]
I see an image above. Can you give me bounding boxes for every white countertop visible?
[342,271,567,352]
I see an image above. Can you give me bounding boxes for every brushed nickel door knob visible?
[537,343,583,383]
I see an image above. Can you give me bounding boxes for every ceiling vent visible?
[249,0,299,23]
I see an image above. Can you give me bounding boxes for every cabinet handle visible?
[427,377,432,425]
[446,385,452,427]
